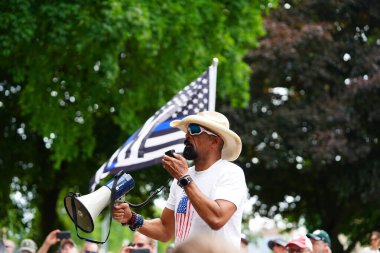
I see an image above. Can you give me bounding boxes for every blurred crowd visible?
[1,228,380,253]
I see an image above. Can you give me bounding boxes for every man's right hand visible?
[113,202,132,224]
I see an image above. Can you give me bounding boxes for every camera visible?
[56,231,70,239]
[130,249,150,253]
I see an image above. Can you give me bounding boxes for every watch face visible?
[180,178,188,186]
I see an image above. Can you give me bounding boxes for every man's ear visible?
[214,136,224,151]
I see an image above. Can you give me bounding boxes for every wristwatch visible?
[177,175,193,189]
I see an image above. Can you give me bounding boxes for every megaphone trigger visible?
[114,195,126,206]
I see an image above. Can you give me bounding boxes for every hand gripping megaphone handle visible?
[69,170,124,244]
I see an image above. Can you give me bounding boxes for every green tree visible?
[228,0,380,252]
[0,0,274,248]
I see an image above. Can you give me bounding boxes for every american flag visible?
[175,195,193,242]
[89,59,218,191]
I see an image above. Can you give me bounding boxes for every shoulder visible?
[218,160,244,174]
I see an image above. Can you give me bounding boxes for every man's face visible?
[83,242,99,253]
[4,240,15,253]
[311,239,325,253]
[131,233,154,253]
[183,124,218,160]
[370,234,380,249]
[60,243,78,253]
[286,246,310,253]
[272,244,286,253]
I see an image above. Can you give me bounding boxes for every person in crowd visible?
[285,235,313,253]
[240,234,249,253]
[37,229,61,253]
[119,232,155,253]
[19,239,38,253]
[113,111,247,249]
[3,239,16,253]
[0,239,6,253]
[268,238,287,253]
[81,242,99,253]
[166,243,175,253]
[307,229,332,253]
[362,231,380,253]
[172,234,237,253]
[37,230,78,253]
[59,239,79,253]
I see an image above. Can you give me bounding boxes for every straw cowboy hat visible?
[170,111,242,161]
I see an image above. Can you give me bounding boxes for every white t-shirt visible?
[362,247,379,253]
[166,159,247,249]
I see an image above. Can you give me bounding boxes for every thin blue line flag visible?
[90,59,218,191]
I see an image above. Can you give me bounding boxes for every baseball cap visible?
[285,236,313,252]
[19,239,37,253]
[268,238,287,249]
[307,229,331,247]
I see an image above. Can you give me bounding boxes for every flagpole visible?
[208,58,218,111]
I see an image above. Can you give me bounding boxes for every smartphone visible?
[130,249,150,253]
[165,149,175,158]
[56,231,71,239]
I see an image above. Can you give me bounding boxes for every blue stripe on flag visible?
[153,117,186,132]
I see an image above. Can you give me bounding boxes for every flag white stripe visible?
[114,144,184,167]
[145,131,185,148]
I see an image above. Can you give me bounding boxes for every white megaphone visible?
[64,172,134,233]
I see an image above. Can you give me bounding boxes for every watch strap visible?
[177,175,193,188]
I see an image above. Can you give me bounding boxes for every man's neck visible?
[194,153,221,171]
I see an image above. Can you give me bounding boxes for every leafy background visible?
[1,0,380,253]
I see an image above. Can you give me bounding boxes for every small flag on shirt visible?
[89,59,218,191]
[175,195,193,242]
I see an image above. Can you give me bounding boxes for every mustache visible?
[184,139,192,146]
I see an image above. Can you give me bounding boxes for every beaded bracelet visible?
[128,211,137,225]
[129,213,144,231]
[121,211,136,227]
[121,211,144,231]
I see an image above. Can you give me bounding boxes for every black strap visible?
[127,179,170,208]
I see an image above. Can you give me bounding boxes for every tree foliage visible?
[0,0,273,247]
[228,0,380,252]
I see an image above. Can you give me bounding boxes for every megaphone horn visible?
[64,172,134,233]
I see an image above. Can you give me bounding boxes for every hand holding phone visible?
[56,231,70,239]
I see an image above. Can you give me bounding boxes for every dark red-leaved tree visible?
[223,1,380,252]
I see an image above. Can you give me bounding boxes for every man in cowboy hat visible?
[113,111,247,249]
